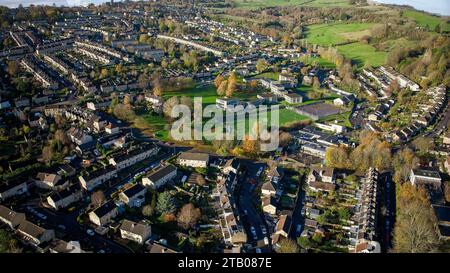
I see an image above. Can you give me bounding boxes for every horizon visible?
[0,0,449,16]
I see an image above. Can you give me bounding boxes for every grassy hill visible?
[232,0,352,9]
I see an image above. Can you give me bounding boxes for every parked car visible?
[261,226,267,235]
[296,224,302,235]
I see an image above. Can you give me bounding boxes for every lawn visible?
[304,22,388,67]
[163,85,219,105]
[403,10,450,32]
[337,42,387,67]
[318,110,352,127]
[253,71,280,80]
[304,23,378,46]
[141,113,169,141]
[296,56,336,68]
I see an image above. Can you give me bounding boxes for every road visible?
[9,145,179,253]
[235,160,271,252]
[288,181,305,240]
[378,171,395,252]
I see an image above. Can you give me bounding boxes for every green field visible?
[296,56,336,68]
[337,42,387,67]
[304,22,388,67]
[232,0,351,9]
[304,23,377,46]
[253,72,280,80]
[403,10,450,32]
[141,113,169,140]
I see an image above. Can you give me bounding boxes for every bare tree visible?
[177,203,201,229]
[91,191,105,208]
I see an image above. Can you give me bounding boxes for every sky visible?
[375,0,450,16]
[0,0,449,16]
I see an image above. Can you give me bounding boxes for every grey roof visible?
[177,152,210,162]
[120,219,150,236]
[122,183,146,198]
[92,200,117,218]
[146,164,177,182]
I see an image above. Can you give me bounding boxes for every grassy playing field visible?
[403,10,450,32]
[337,42,387,67]
[304,23,377,46]
[304,22,389,67]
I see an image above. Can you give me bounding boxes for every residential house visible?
[119,183,147,208]
[146,241,179,253]
[109,143,159,170]
[88,200,119,226]
[177,152,210,168]
[120,219,151,244]
[35,172,68,190]
[262,195,277,215]
[223,158,240,175]
[261,182,277,196]
[78,165,117,191]
[46,184,83,210]
[142,164,177,189]
[17,220,55,246]
[267,166,284,184]
[272,214,291,246]
[0,205,26,229]
[307,166,336,192]
[67,127,93,145]
[49,240,86,253]
[0,179,29,200]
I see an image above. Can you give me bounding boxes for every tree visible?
[41,145,53,164]
[226,80,237,98]
[412,137,435,153]
[313,77,321,90]
[91,190,105,208]
[142,204,154,218]
[195,174,206,186]
[7,61,19,76]
[279,132,292,147]
[214,74,224,88]
[256,59,269,73]
[277,238,299,253]
[393,183,439,253]
[242,134,259,155]
[325,146,351,169]
[0,229,21,253]
[393,148,419,184]
[217,80,227,96]
[180,96,193,111]
[101,68,109,78]
[177,203,201,229]
[163,96,180,118]
[153,84,163,97]
[297,236,312,250]
[156,191,177,215]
